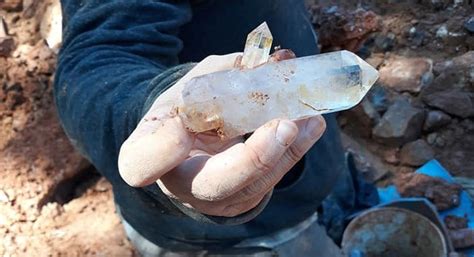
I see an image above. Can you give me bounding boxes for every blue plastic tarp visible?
[378,160,474,255]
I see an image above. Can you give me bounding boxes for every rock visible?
[449,229,474,249]
[400,139,435,166]
[0,0,22,11]
[444,215,468,230]
[444,32,468,47]
[383,148,399,165]
[423,110,452,131]
[394,173,462,211]
[374,33,396,52]
[0,17,14,57]
[433,51,473,79]
[408,27,426,47]
[341,98,380,138]
[464,17,474,33]
[378,55,433,93]
[0,190,9,203]
[434,22,469,46]
[367,84,391,113]
[438,133,474,177]
[0,37,15,57]
[340,132,390,183]
[312,6,381,52]
[423,89,474,118]
[40,0,62,52]
[373,100,425,146]
[366,53,385,69]
[22,0,39,18]
[0,17,8,37]
[436,25,449,38]
[420,0,452,9]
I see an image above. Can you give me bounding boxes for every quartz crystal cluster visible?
[177,23,379,138]
[240,22,273,69]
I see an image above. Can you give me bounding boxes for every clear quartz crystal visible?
[178,50,379,138]
[240,22,273,69]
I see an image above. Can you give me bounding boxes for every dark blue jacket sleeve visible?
[54,0,268,225]
[55,0,192,176]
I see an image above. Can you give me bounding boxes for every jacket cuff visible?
[170,191,273,225]
[142,63,196,116]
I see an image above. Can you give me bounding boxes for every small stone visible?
[0,0,22,11]
[0,190,9,203]
[0,17,8,37]
[397,166,415,174]
[400,139,435,166]
[423,110,452,131]
[450,229,474,250]
[0,37,15,57]
[366,53,385,69]
[341,98,380,138]
[383,148,399,165]
[435,136,446,147]
[313,7,381,52]
[395,173,462,211]
[22,0,38,18]
[240,22,273,69]
[427,132,438,145]
[444,215,468,230]
[464,17,474,33]
[373,100,425,146]
[444,31,468,47]
[434,51,473,75]
[341,132,390,182]
[378,55,433,93]
[40,0,63,52]
[436,25,448,38]
[374,33,396,52]
[420,0,450,9]
[367,84,390,113]
[411,32,425,47]
[423,89,473,118]
[0,17,14,57]
[408,27,425,47]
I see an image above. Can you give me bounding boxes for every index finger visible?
[118,116,194,187]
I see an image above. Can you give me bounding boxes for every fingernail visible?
[306,116,326,138]
[275,120,297,146]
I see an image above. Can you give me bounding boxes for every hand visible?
[118,53,326,217]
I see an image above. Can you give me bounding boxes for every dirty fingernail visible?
[275,120,298,146]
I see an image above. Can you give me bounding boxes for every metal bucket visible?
[341,207,448,257]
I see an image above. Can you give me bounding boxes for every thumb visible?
[118,116,194,187]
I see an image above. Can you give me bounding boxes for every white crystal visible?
[177,50,379,138]
[240,22,273,69]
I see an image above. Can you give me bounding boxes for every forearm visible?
[55,0,192,175]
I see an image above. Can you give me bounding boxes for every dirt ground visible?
[0,0,473,256]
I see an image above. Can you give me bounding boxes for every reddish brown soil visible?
[0,1,135,256]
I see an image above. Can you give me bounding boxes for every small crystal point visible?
[178,50,379,139]
[240,22,273,69]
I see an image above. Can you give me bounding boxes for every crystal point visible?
[240,22,273,69]
[178,50,379,139]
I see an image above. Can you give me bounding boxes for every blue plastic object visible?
[378,160,474,256]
